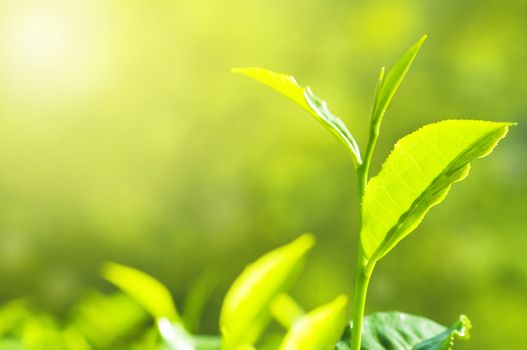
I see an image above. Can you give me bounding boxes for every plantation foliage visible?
[0,0,525,349]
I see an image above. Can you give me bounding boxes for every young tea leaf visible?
[270,294,305,329]
[220,234,315,350]
[101,262,181,323]
[279,295,347,350]
[371,35,426,125]
[337,312,471,350]
[158,318,222,350]
[361,120,512,261]
[232,68,362,167]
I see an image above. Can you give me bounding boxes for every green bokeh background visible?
[0,0,526,348]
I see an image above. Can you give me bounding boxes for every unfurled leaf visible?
[279,295,347,350]
[361,120,512,261]
[232,68,362,166]
[220,234,315,350]
[337,312,471,350]
[371,35,426,124]
[101,262,180,323]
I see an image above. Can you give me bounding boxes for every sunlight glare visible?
[1,1,110,106]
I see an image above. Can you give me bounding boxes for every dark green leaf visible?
[337,312,471,350]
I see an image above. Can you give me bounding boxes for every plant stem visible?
[350,162,373,350]
[350,67,384,350]
[350,255,374,350]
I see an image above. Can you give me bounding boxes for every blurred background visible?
[0,0,525,348]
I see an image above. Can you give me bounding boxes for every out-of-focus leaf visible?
[270,294,305,329]
[102,262,180,323]
[371,35,426,124]
[158,318,221,350]
[361,120,512,261]
[62,327,92,350]
[71,291,146,347]
[232,68,361,166]
[279,295,347,350]
[336,312,471,350]
[182,269,219,333]
[130,327,160,350]
[0,300,31,335]
[20,315,65,350]
[220,234,315,350]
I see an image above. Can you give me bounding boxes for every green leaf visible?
[158,318,221,350]
[232,67,362,167]
[182,269,219,333]
[371,35,426,125]
[0,299,31,335]
[270,294,305,329]
[71,291,147,347]
[336,312,471,350]
[220,234,315,349]
[101,262,181,323]
[361,119,512,261]
[0,339,23,350]
[279,295,348,350]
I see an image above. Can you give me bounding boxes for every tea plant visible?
[0,36,513,350]
[225,35,513,350]
[102,36,511,350]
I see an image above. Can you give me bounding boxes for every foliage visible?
[232,35,511,350]
[0,36,513,350]
[336,312,472,350]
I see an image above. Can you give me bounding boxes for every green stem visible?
[350,162,373,350]
[350,256,374,350]
[350,67,385,350]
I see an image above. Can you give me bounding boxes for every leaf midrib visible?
[363,124,508,262]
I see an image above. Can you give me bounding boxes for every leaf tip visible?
[294,233,316,253]
[100,261,120,279]
[332,294,348,310]
[231,67,250,75]
[412,34,427,53]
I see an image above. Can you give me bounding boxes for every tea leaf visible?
[182,269,218,333]
[270,294,305,329]
[158,318,222,350]
[279,295,347,350]
[101,262,181,323]
[71,291,147,347]
[232,67,362,167]
[337,312,471,350]
[220,234,315,349]
[361,120,512,261]
[371,35,426,125]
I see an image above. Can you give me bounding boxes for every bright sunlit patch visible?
[8,7,72,70]
[0,1,110,106]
